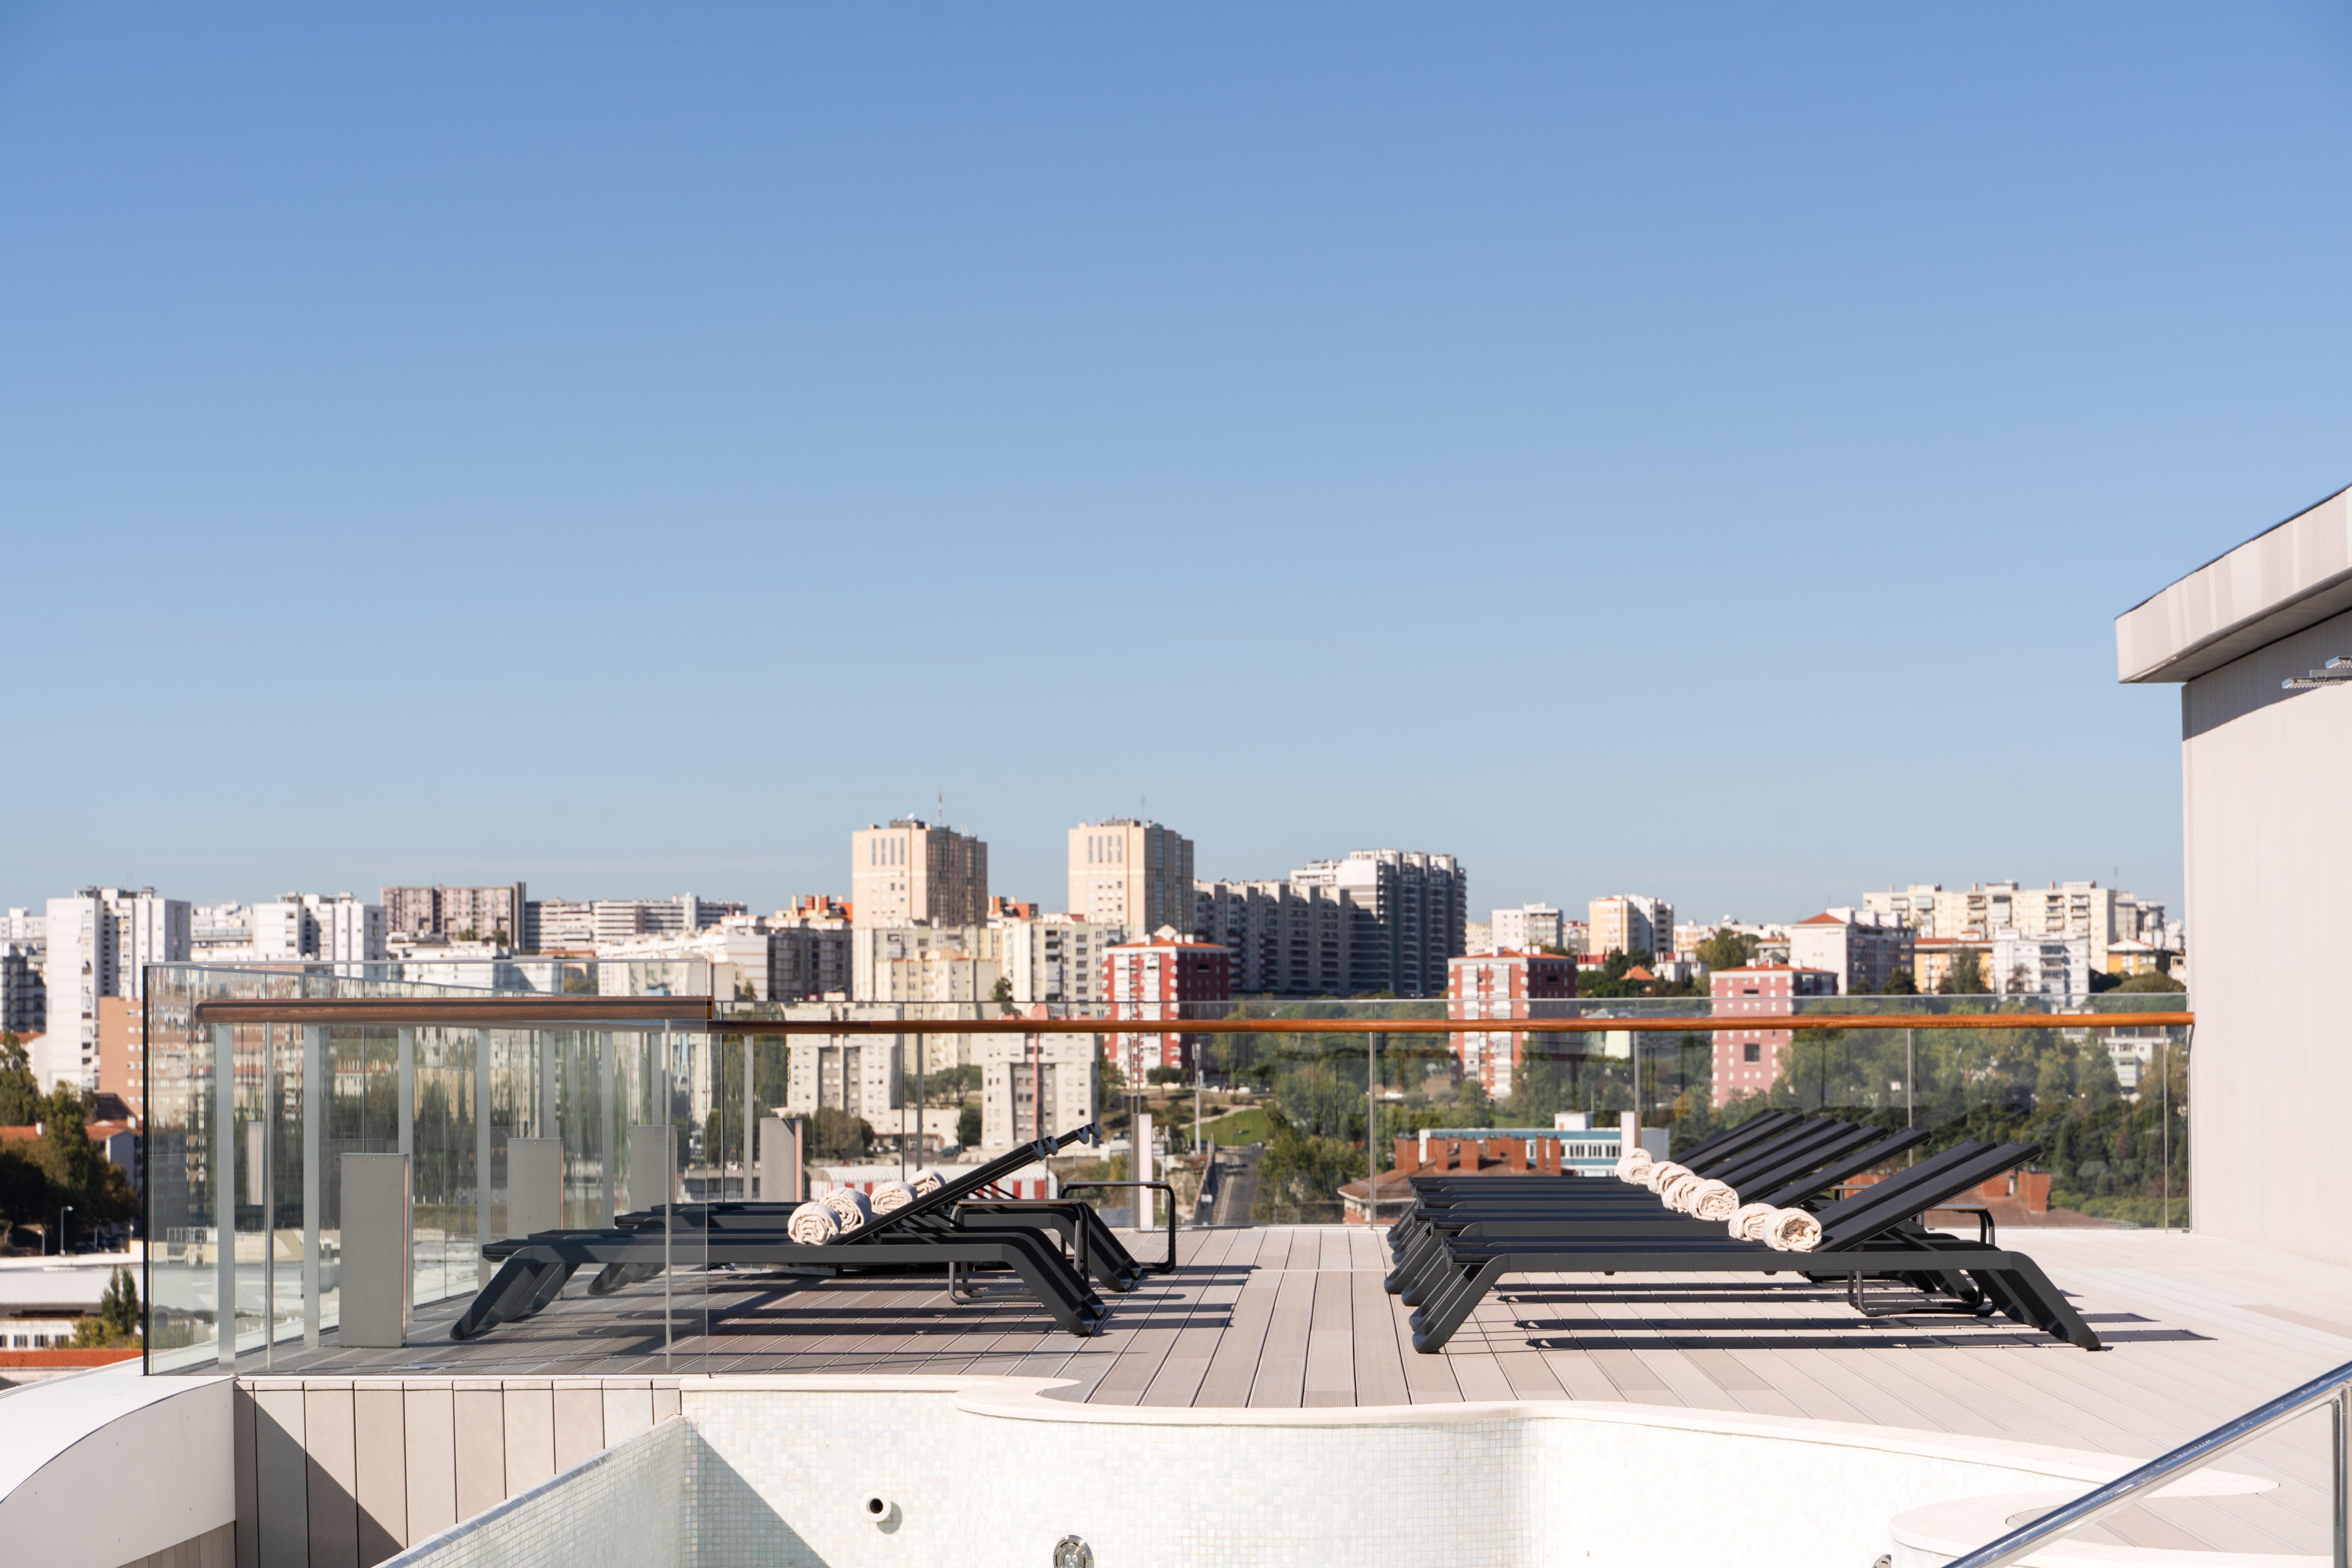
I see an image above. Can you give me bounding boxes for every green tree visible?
[0,1145,53,1244]
[0,1033,40,1127]
[807,1106,872,1161]
[955,1103,982,1147]
[34,1085,134,1229]
[1693,928,1757,973]
[1249,1107,1365,1223]
[2113,970,2187,994]
[1939,949,1989,995]
[990,976,1016,1014]
[1881,965,1918,996]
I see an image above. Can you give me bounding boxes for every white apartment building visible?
[1,908,44,943]
[848,922,1007,1003]
[851,820,989,927]
[1068,819,1194,942]
[532,899,597,951]
[1290,849,1465,998]
[1491,904,1564,952]
[1787,908,1914,995]
[42,887,191,1091]
[1859,881,2169,971]
[780,1007,906,1125]
[243,893,388,964]
[1990,931,2094,998]
[996,913,1107,1005]
[588,894,743,945]
[1193,878,1356,996]
[1464,920,1493,955]
[1588,894,1674,961]
[977,1032,1097,1151]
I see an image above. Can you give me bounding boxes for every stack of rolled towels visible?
[1610,1143,1821,1251]
[784,1171,949,1245]
[786,1185,876,1244]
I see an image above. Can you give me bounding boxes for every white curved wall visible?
[0,1368,234,1568]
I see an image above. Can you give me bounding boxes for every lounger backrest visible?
[1817,1141,2037,1249]
[1716,1120,1882,1196]
[841,1122,1102,1241]
[1669,1110,1802,1169]
[1752,1126,1930,1208]
[1708,1119,1862,1191]
[1681,1112,1808,1175]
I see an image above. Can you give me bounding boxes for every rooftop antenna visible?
[938,788,944,828]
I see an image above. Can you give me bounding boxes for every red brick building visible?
[1448,949,1578,1098]
[1710,962,1838,1106]
[1103,930,1232,1078]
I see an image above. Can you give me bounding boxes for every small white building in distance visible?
[1786,908,1914,995]
[1490,904,1564,951]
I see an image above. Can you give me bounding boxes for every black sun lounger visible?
[1399,1139,2099,1354]
[452,1123,1114,1341]
[1383,1124,1929,1301]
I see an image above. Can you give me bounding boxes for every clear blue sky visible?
[7,4,2350,926]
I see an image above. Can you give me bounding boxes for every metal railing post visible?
[2335,1386,2348,1568]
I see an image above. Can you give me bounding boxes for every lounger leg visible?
[517,1259,582,1318]
[1411,1256,1510,1354]
[451,1255,550,1341]
[1984,1258,2102,1350]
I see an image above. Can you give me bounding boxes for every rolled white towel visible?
[821,1187,874,1235]
[869,1180,916,1216]
[1763,1208,1824,1252]
[1688,1179,1739,1222]
[786,1201,840,1245]
[1727,1201,1777,1240]
[1613,1148,1655,1182]
[909,1168,946,1198]
[1642,1161,1690,1194]
[1661,1172,1704,1211]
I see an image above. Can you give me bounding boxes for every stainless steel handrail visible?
[1945,1357,2352,1568]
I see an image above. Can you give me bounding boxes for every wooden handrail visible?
[184,996,2190,1034]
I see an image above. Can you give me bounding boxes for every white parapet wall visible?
[0,1365,235,1568]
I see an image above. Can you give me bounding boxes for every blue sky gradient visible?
[7,5,2351,923]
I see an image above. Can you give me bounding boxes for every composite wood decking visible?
[247,1225,2352,1555]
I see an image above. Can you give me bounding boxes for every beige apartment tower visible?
[850,820,989,927]
[1588,894,1674,960]
[1068,818,1194,940]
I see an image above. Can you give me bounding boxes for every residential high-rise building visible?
[996,912,1109,1005]
[1587,894,1674,962]
[1289,849,1465,998]
[1192,879,1354,996]
[43,887,191,1091]
[381,883,529,944]
[247,893,388,964]
[851,820,988,927]
[1787,909,1915,995]
[1490,904,1564,952]
[1103,933,1232,1077]
[1068,819,1194,941]
[979,1033,1096,1151]
[1448,949,1578,1099]
[585,895,744,945]
[0,942,44,1035]
[1710,963,1840,1106]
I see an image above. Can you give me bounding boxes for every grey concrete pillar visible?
[758,1115,804,1205]
[628,1125,671,1213]
[339,1154,410,1348]
[506,1138,563,1240]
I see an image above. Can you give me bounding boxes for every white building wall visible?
[2174,604,2352,1263]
